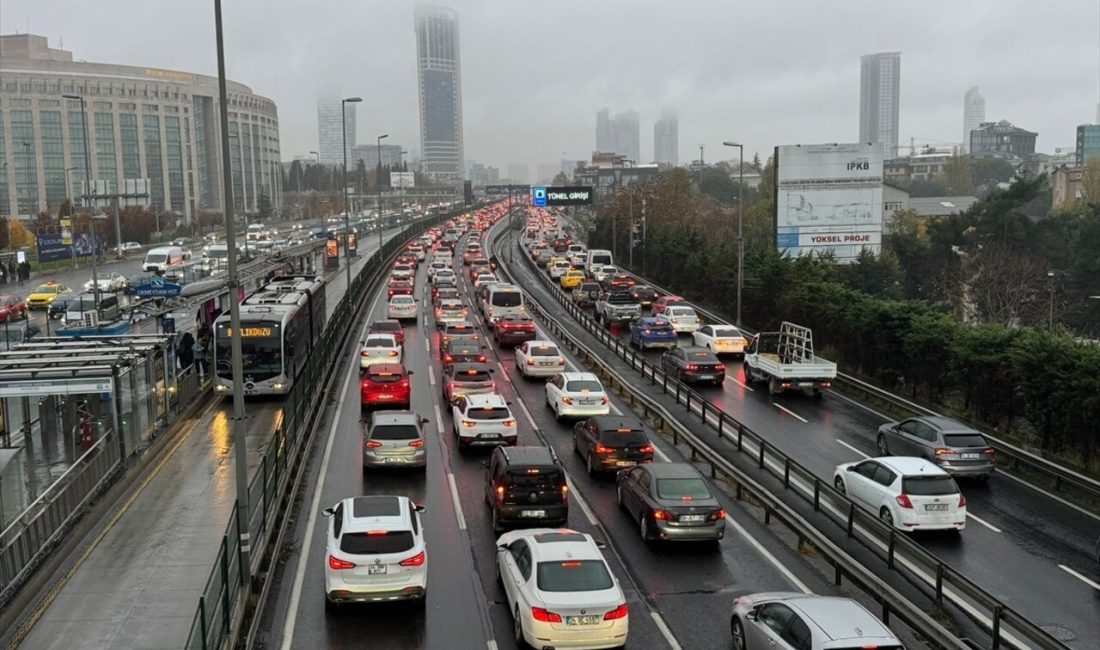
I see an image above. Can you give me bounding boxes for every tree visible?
[699,167,737,205]
[971,157,1016,194]
[9,219,34,248]
[33,210,54,234]
[287,159,303,191]
[963,242,1048,326]
[551,172,569,186]
[942,153,972,195]
[257,192,273,222]
[1081,159,1100,205]
[356,159,367,194]
[752,152,762,172]
[58,198,74,218]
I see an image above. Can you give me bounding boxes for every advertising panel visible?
[36,235,70,263]
[775,143,883,262]
[390,172,415,189]
[544,186,593,206]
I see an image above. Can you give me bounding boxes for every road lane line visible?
[965,512,1002,533]
[447,473,467,531]
[724,513,813,593]
[427,365,436,386]
[486,642,498,650]
[514,393,538,430]
[773,403,808,423]
[435,403,446,434]
[995,469,1100,522]
[728,376,754,392]
[828,390,892,421]
[565,476,598,526]
[1058,564,1100,591]
[835,439,871,459]
[650,612,683,650]
[424,337,430,354]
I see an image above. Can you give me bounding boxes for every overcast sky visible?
[5,1,1098,174]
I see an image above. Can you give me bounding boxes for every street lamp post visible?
[722,141,745,327]
[62,94,102,312]
[341,97,362,290]
[398,150,409,236]
[307,151,320,225]
[1048,271,1056,330]
[376,134,389,252]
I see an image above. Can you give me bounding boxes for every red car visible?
[652,295,688,316]
[396,253,419,268]
[360,363,412,408]
[0,295,27,322]
[369,319,405,346]
[607,274,636,291]
[388,279,414,299]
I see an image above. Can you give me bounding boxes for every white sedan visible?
[692,324,747,357]
[545,372,611,421]
[497,528,628,650]
[359,334,403,368]
[426,261,448,282]
[387,295,417,321]
[514,340,565,378]
[665,306,700,334]
[84,272,128,292]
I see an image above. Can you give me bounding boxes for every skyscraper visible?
[415,5,465,181]
[612,110,641,164]
[859,52,901,159]
[963,87,985,153]
[654,110,678,166]
[596,108,612,152]
[317,97,356,166]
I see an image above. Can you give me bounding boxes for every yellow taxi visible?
[560,269,585,290]
[27,282,72,309]
[546,255,566,271]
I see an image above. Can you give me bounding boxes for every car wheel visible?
[514,607,528,648]
[639,513,649,541]
[876,434,890,456]
[572,432,579,454]
[742,363,753,384]
[879,507,894,528]
[834,476,846,495]
[731,616,746,650]
[554,404,563,423]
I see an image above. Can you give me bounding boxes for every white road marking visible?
[565,476,598,526]
[773,403,808,423]
[1058,564,1100,591]
[486,642,499,650]
[649,612,683,650]
[514,394,538,430]
[728,376,754,392]
[425,338,430,354]
[965,512,1002,533]
[435,403,446,435]
[724,513,813,593]
[427,365,436,386]
[835,439,871,459]
[995,468,1100,523]
[447,473,467,531]
[652,446,670,462]
[828,390,892,421]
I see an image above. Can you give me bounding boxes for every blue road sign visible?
[533,187,547,207]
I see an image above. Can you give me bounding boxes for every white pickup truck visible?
[743,322,837,396]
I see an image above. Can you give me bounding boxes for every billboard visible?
[774,143,883,262]
[36,233,102,262]
[390,172,415,189]
[544,186,593,206]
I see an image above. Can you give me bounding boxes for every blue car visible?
[629,316,678,350]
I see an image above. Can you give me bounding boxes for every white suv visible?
[323,495,427,605]
[496,528,628,649]
[452,393,517,448]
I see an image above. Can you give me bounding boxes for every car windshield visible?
[598,428,647,446]
[492,291,522,307]
[455,370,491,382]
[943,433,988,448]
[656,478,712,500]
[566,380,602,392]
[902,476,959,496]
[505,470,562,488]
[687,351,715,361]
[34,285,56,293]
[340,530,414,555]
[536,560,614,592]
[391,296,414,305]
[369,424,419,440]
[669,307,695,316]
[146,254,167,264]
[467,407,510,420]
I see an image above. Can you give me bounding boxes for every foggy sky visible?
[4,1,1098,173]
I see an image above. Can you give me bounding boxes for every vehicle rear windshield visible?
[529,346,559,357]
[447,325,474,334]
[608,294,635,304]
[441,304,464,312]
[468,407,510,420]
[591,255,612,266]
[656,478,712,500]
[369,424,419,440]
[669,307,695,316]
[713,328,742,338]
[492,291,522,307]
[943,433,988,448]
[506,469,563,488]
[686,351,715,361]
[366,337,395,348]
[340,530,414,555]
[598,428,648,446]
[366,371,403,384]
[566,380,602,392]
[455,370,491,382]
[902,476,958,496]
[146,254,167,264]
[536,560,614,592]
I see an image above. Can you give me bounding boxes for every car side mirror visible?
[846,466,857,472]
[489,368,495,373]
[322,507,335,517]
[594,540,608,550]
[420,417,430,425]
[406,370,414,375]
[745,609,758,622]
[414,504,426,513]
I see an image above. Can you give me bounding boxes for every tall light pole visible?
[341,97,362,289]
[722,141,745,327]
[1047,271,1056,330]
[307,151,319,225]
[62,94,101,311]
[376,134,389,251]
[213,0,251,589]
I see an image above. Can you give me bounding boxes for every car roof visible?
[782,595,895,641]
[369,410,420,426]
[464,393,507,408]
[450,361,492,372]
[445,339,480,351]
[341,495,410,532]
[587,415,643,430]
[642,462,706,480]
[497,446,559,468]
[364,334,397,344]
[874,456,951,476]
[523,529,602,562]
[919,415,978,433]
[559,371,598,382]
[525,340,558,348]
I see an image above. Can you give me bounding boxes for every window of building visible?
[144,114,164,209]
[38,99,60,108]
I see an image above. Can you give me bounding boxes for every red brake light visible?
[443,355,453,363]
[531,607,563,623]
[652,510,673,521]
[984,448,996,457]
[365,440,382,448]
[640,444,654,455]
[328,555,355,570]
[495,484,505,505]
[603,604,628,621]
[933,448,955,456]
[399,550,426,567]
[561,484,569,503]
[594,443,612,454]
[896,494,914,509]
[958,493,967,508]
[711,508,727,521]
[408,439,424,448]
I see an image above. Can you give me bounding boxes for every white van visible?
[143,246,187,273]
[585,249,613,271]
[483,284,525,322]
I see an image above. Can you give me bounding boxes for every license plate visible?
[520,510,546,518]
[615,461,636,467]
[961,453,981,460]
[799,382,814,387]
[680,514,705,523]
[580,399,597,406]
[925,503,949,511]
[480,433,502,439]
[377,394,392,400]
[539,361,555,366]
[566,615,602,626]
[368,563,387,575]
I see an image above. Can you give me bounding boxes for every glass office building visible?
[415,5,465,181]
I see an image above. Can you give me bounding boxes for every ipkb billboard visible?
[774,143,883,262]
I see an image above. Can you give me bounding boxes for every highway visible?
[503,217,1100,648]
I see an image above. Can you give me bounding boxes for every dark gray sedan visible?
[876,415,995,480]
[615,462,726,542]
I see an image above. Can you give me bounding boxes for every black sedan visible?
[629,285,658,308]
[661,346,725,385]
[615,463,726,543]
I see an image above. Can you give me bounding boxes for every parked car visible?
[485,446,568,532]
[573,415,654,476]
[452,393,517,448]
[360,363,412,409]
[730,593,904,650]
[545,372,610,421]
[833,456,966,532]
[693,324,748,357]
[661,346,725,385]
[876,416,995,480]
[84,272,128,293]
[361,410,427,468]
[616,463,726,542]
[322,496,426,605]
[628,316,678,350]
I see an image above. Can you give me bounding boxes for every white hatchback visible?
[497,529,628,650]
[545,372,611,421]
[833,456,966,532]
[323,495,426,605]
[360,334,403,368]
[451,393,517,448]
[387,295,417,321]
[665,306,700,334]
[514,340,566,378]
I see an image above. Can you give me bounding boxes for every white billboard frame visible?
[390,172,415,189]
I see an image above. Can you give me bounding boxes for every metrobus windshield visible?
[215,321,283,381]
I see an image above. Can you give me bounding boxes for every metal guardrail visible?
[502,237,1067,650]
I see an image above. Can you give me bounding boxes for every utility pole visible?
[723,141,745,327]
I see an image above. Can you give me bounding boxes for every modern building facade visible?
[612,110,640,164]
[970,120,1037,158]
[350,144,404,169]
[316,97,356,166]
[962,87,985,153]
[596,108,612,153]
[0,33,281,221]
[1075,124,1100,165]
[654,110,678,166]
[859,52,901,160]
[414,5,464,181]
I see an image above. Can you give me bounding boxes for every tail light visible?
[443,355,453,363]
[594,443,612,454]
[710,508,727,521]
[487,381,496,389]
[328,555,355,570]
[527,358,536,366]
[361,351,370,357]
[984,448,996,458]
[820,381,832,388]
[561,397,574,405]
[365,440,383,448]
[531,607,563,623]
[685,364,699,371]
[603,604,628,621]
[477,355,487,362]
[495,484,505,505]
[462,421,478,429]
[642,329,650,335]
[958,493,967,508]
[896,494,914,509]
[561,484,569,503]
[399,551,426,567]
[640,444,655,455]
[399,380,409,389]
[933,448,956,456]
[388,351,399,357]
[652,510,673,521]
[600,397,610,405]
[408,439,424,448]
[502,419,516,428]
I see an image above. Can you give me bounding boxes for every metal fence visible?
[503,237,1068,650]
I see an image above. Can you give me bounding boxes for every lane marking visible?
[435,403,446,435]
[513,394,538,431]
[994,468,1100,523]
[487,642,499,650]
[828,390,892,421]
[650,612,683,650]
[424,338,430,354]
[427,365,436,386]
[1058,564,1100,591]
[565,476,598,526]
[447,473,467,531]
[966,512,1002,533]
[835,439,870,459]
[728,376,754,392]
[724,513,813,593]
[773,403,808,423]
